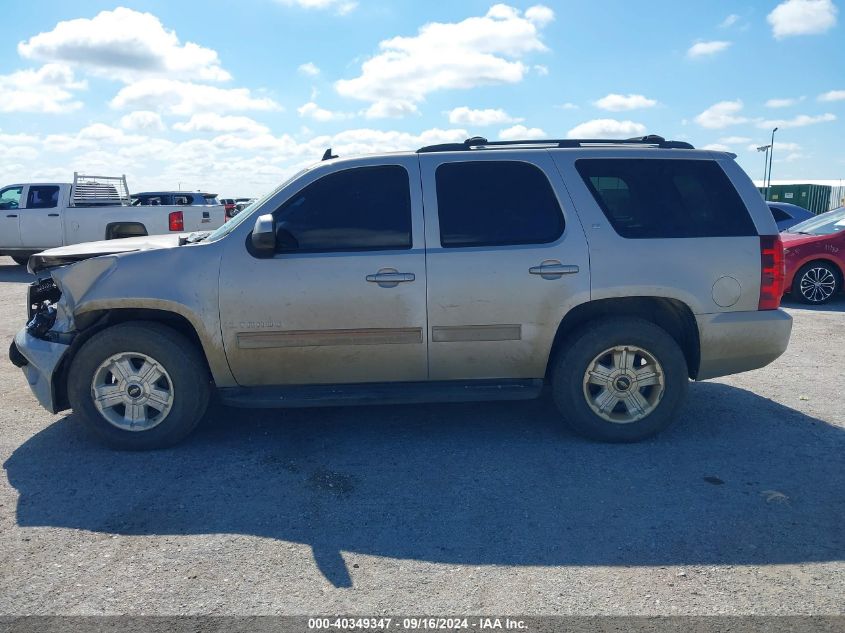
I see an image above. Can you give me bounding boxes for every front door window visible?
[0,186,23,210]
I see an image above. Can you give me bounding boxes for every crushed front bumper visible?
[11,327,71,414]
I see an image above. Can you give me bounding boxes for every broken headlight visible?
[26,277,61,338]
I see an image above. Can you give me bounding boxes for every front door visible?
[0,185,23,249]
[19,185,63,248]
[219,158,428,386]
[419,152,591,381]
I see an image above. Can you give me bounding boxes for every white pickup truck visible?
[0,174,225,265]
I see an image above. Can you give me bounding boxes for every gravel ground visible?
[0,256,842,615]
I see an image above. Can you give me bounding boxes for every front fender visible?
[52,244,235,387]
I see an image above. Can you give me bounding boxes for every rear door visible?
[19,185,63,248]
[419,151,591,380]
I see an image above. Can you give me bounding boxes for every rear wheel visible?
[551,317,688,442]
[793,261,840,304]
[67,322,211,450]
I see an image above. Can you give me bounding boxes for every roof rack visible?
[417,135,694,153]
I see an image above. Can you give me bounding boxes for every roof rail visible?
[417,134,694,153]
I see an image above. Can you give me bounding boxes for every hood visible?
[29,233,183,273]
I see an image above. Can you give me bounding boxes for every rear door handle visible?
[366,269,415,288]
[48,213,60,217]
[529,261,579,278]
[6,214,17,218]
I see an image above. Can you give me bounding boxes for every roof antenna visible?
[322,148,338,161]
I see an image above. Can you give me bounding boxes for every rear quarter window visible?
[576,158,756,239]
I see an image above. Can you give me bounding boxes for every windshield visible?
[786,207,845,236]
[205,169,309,243]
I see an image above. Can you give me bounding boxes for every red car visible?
[782,207,845,304]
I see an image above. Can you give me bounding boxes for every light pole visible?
[757,144,771,198]
[766,127,778,199]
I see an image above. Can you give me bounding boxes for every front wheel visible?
[551,317,688,442]
[793,262,840,305]
[67,322,211,450]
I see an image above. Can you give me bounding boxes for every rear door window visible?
[576,158,756,238]
[26,185,60,209]
[435,161,564,247]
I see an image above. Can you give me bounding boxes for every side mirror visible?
[251,214,276,254]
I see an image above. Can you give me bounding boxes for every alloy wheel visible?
[582,345,666,424]
[799,267,837,303]
[90,352,174,431]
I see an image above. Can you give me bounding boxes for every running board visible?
[217,379,544,409]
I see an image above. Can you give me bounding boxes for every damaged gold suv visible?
[10,136,793,449]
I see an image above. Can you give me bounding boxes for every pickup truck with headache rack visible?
[0,173,225,265]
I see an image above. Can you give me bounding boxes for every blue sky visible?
[1,0,843,195]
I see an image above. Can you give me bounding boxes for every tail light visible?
[169,210,184,232]
[759,235,785,310]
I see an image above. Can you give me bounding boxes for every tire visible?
[67,321,211,450]
[792,261,840,305]
[11,256,28,266]
[551,317,688,443]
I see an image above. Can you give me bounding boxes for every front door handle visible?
[48,213,60,217]
[529,260,579,279]
[366,268,415,288]
[6,214,18,218]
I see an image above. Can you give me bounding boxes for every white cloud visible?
[533,64,549,76]
[720,136,752,144]
[18,7,230,82]
[694,100,748,129]
[296,102,351,122]
[119,110,165,131]
[335,4,553,118]
[687,40,732,58]
[0,131,40,145]
[498,124,547,140]
[556,102,579,110]
[703,143,732,152]
[447,106,521,126]
[767,0,837,38]
[594,93,657,111]
[298,62,321,76]
[0,63,85,113]
[110,79,281,116]
[720,13,740,28]
[566,119,647,139]
[757,113,836,128]
[0,124,481,197]
[524,5,555,25]
[818,89,845,101]
[363,100,419,119]
[173,113,269,134]
[765,97,803,108]
[745,141,803,153]
[43,123,148,152]
[275,0,358,14]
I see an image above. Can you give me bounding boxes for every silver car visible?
[10,135,793,449]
